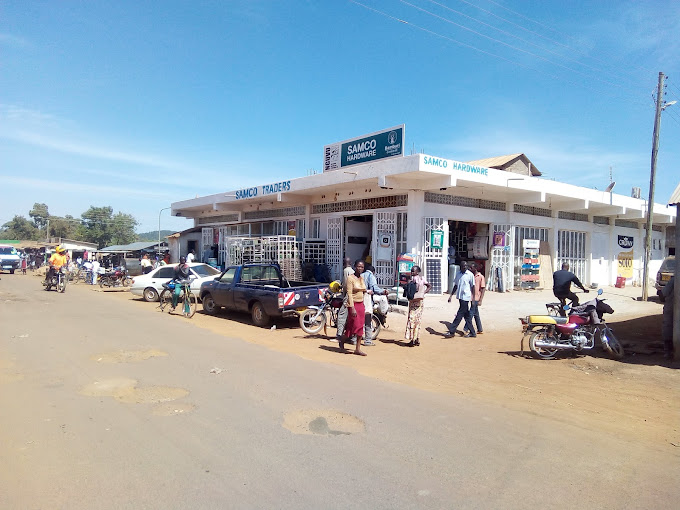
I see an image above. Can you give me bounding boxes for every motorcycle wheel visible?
[600,327,624,359]
[57,276,67,293]
[122,276,132,287]
[370,314,381,340]
[529,330,559,360]
[99,277,111,288]
[299,308,326,334]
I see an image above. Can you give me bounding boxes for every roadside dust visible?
[0,359,25,383]
[91,349,168,363]
[283,409,365,436]
[80,378,189,404]
[108,289,679,449]
[152,402,196,416]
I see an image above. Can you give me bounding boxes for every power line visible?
[400,0,637,93]
[350,1,649,107]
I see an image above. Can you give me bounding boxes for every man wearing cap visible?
[44,245,68,286]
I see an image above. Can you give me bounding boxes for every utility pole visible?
[642,72,665,301]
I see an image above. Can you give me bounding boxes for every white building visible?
[171,152,675,293]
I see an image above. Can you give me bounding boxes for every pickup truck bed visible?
[199,263,329,327]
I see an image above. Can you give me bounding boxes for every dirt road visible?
[1,274,678,509]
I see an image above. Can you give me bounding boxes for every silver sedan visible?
[130,263,221,302]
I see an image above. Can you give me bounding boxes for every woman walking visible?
[404,265,431,346]
[340,260,368,356]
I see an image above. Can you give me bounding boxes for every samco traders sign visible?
[323,125,404,171]
[234,180,291,200]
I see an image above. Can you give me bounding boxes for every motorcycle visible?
[299,283,388,339]
[99,267,133,288]
[43,266,67,293]
[519,289,624,360]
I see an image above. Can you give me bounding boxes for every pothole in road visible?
[80,378,190,405]
[283,409,365,436]
[91,349,168,363]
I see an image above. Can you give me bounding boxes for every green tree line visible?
[0,203,138,249]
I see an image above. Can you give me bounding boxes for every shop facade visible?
[171,153,675,292]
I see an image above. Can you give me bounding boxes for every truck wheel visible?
[202,293,218,315]
[251,301,270,327]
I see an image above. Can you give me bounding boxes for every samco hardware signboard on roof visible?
[323,125,404,171]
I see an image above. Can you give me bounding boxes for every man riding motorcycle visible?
[44,245,68,285]
[552,262,589,314]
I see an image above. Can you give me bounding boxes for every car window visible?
[262,266,279,281]
[191,264,221,277]
[156,267,175,278]
[220,268,236,283]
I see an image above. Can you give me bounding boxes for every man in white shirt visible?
[186,250,196,264]
[91,259,100,285]
[445,261,476,337]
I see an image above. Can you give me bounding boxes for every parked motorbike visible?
[43,266,67,293]
[299,282,387,339]
[99,267,133,288]
[519,289,624,360]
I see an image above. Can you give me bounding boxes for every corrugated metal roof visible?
[99,241,166,252]
[466,153,541,176]
[669,182,680,205]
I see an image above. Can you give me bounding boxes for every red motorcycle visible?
[519,289,624,360]
[99,267,133,288]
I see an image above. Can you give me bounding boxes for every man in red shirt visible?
[464,262,485,335]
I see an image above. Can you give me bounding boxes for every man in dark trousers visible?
[553,262,589,312]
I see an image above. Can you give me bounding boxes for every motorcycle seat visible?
[528,315,569,325]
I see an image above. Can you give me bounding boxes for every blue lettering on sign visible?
[423,156,448,168]
[262,180,291,195]
[235,187,258,200]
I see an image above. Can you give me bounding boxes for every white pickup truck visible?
[0,244,21,274]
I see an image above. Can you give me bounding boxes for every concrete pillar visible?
[406,190,425,256]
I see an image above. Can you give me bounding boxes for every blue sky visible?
[1,0,679,233]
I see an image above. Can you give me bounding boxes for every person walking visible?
[339,260,368,356]
[553,262,589,314]
[361,263,389,346]
[21,254,27,275]
[445,261,476,337]
[91,258,100,285]
[464,262,485,335]
[404,265,431,346]
[334,257,356,344]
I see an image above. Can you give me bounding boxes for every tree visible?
[80,206,137,248]
[0,215,40,240]
[29,203,49,231]
[49,215,81,240]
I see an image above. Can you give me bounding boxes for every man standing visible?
[553,262,588,311]
[91,258,100,285]
[361,263,388,346]
[186,249,196,264]
[446,261,476,337]
[334,257,355,343]
[464,262,485,335]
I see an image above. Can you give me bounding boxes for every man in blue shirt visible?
[360,264,388,346]
[445,261,476,337]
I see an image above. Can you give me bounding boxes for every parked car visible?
[656,255,675,303]
[199,263,329,327]
[0,244,21,274]
[130,263,221,302]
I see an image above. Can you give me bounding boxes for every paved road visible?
[1,275,677,509]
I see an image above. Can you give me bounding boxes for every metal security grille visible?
[326,217,343,281]
[557,230,587,282]
[489,224,513,292]
[593,216,610,225]
[312,195,407,214]
[198,214,239,225]
[513,227,549,288]
[615,219,638,229]
[218,227,229,267]
[373,211,397,287]
[425,192,506,211]
[514,204,552,217]
[244,206,306,220]
[558,211,589,222]
[396,212,407,260]
[424,217,445,293]
[201,228,213,263]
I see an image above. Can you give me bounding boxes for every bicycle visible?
[159,279,197,318]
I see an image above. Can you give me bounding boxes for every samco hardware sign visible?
[323,125,404,171]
